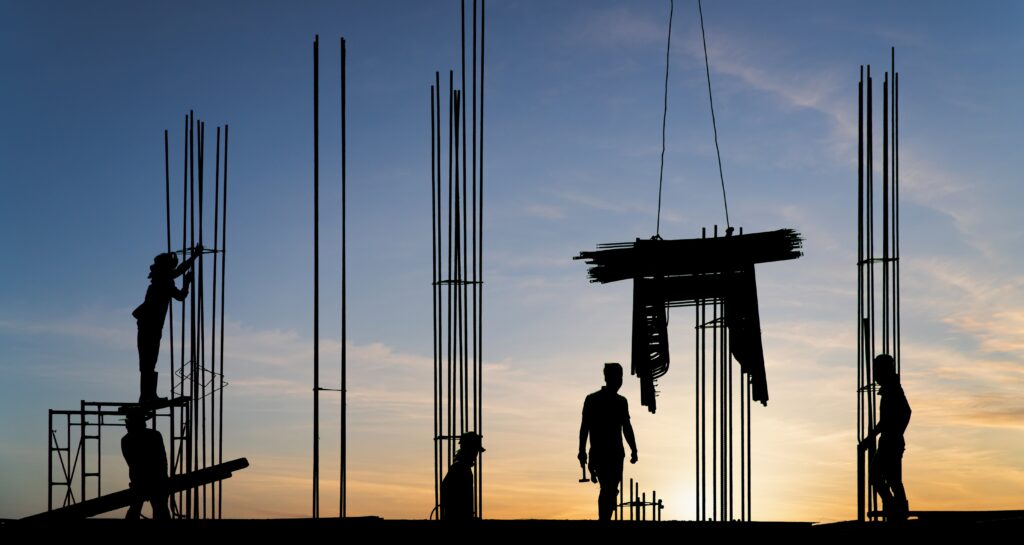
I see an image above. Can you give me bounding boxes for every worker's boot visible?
[139,371,167,404]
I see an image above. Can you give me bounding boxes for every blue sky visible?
[2,0,1024,520]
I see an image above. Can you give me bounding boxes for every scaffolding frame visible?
[856,49,901,523]
[430,0,486,520]
[47,400,184,513]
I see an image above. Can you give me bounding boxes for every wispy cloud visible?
[565,6,665,49]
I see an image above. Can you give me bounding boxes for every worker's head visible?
[873,354,897,386]
[124,410,151,431]
[603,362,623,392]
[149,252,178,279]
[456,432,485,465]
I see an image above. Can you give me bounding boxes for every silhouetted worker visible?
[578,363,638,521]
[440,431,485,521]
[864,353,911,521]
[121,411,170,520]
[132,247,201,403]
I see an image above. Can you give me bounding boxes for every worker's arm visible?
[578,400,589,465]
[171,272,192,301]
[859,422,882,450]
[173,244,203,278]
[624,420,638,464]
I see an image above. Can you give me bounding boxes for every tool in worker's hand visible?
[579,462,589,483]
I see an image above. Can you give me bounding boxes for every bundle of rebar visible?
[430,0,486,520]
[856,49,901,523]
[575,228,802,412]
[576,228,802,284]
[167,112,230,519]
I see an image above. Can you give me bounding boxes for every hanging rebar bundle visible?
[856,49,901,523]
[575,228,802,411]
[430,0,486,520]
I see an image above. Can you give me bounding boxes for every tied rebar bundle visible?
[575,228,803,413]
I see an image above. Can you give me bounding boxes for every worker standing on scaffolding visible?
[132,246,201,403]
[121,410,171,519]
[578,363,639,521]
[864,353,911,521]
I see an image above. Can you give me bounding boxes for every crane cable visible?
[698,0,732,231]
[655,0,674,238]
[656,0,733,236]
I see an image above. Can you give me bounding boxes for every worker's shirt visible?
[440,458,475,520]
[581,387,630,461]
[878,383,911,448]
[121,428,169,489]
[133,277,184,331]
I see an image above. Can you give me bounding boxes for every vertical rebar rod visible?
[460,0,469,441]
[447,72,454,468]
[188,110,196,518]
[893,49,900,376]
[211,125,220,517]
[165,129,175,393]
[453,89,464,436]
[477,0,486,517]
[437,72,444,508]
[198,120,207,517]
[727,300,732,520]
[180,114,188,517]
[218,123,228,517]
[882,72,889,355]
[722,288,728,519]
[867,68,878,517]
[741,370,749,520]
[696,301,704,522]
[312,34,320,520]
[434,70,443,514]
[629,478,634,521]
[856,65,864,522]
[471,0,479,455]
[340,35,348,520]
[431,83,439,516]
[712,228,718,520]
[700,229,706,520]
[165,130,177,507]
[747,375,751,520]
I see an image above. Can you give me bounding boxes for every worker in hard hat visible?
[578,362,639,520]
[863,353,911,521]
[132,246,201,403]
[440,431,485,520]
[121,410,170,519]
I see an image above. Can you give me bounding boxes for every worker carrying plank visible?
[132,246,201,403]
[121,410,170,519]
[578,363,639,520]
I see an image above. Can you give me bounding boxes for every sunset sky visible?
[3,0,1024,522]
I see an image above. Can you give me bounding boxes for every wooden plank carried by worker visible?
[21,458,249,521]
